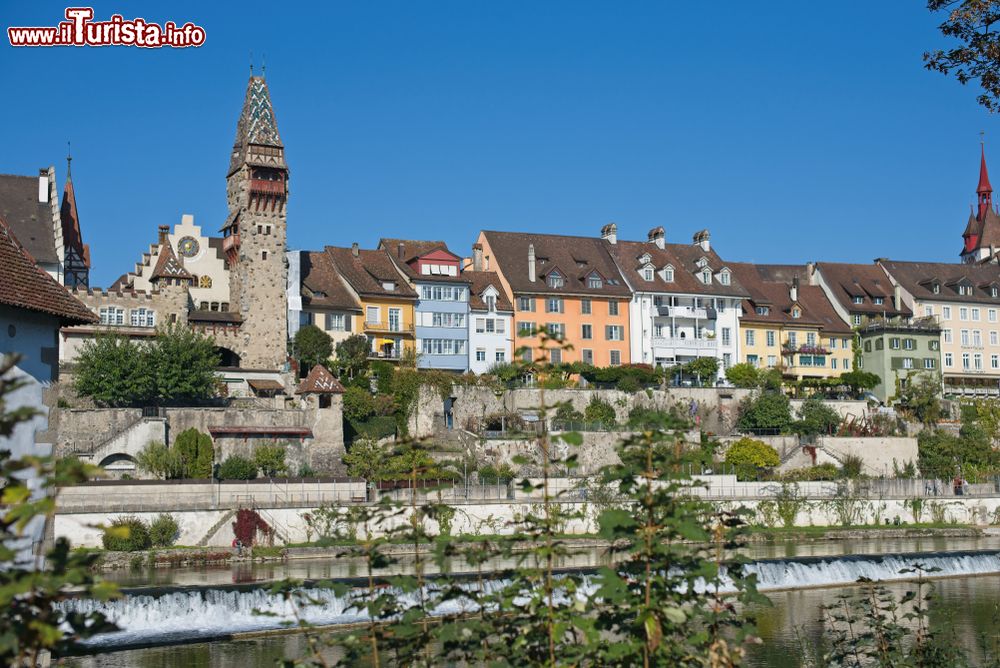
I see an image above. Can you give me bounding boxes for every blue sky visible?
[1,2,994,287]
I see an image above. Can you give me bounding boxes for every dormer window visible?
[852,296,864,304]
[719,269,731,286]
[992,287,999,298]
[382,281,396,291]
[931,282,941,294]
[485,295,496,311]
[958,284,972,296]
[663,265,674,282]
[701,268,712,285]
[587,273,603,289]
[755,306,770,316]
[548,270,564,289]
[873,297,883,305]
[791,307,801,319]
[642,267,654,282]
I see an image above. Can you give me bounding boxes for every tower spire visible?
[66,141,72,179]
[979,140,993,220]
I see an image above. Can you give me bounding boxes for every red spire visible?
[978,143,993,221]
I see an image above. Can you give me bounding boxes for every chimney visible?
[472,243,484,272]
[37,169,48,203]
[158,225,170,245]
[600,222,618,245]
[805,262,817,285]
[397,242,405,259]
[790,276,799,303]
[894,284,901,311]
[693,229,711,252]
[528,244,536,282]
[647,226,665,249]
[351,242,359,258]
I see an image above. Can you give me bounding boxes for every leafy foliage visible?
[218,455,258,480]
[924,0,1000,112]
[148,513,179,547]
[135,440,184,479]
[102,515,151,552]
[725,362,761,388]
[73,333,152,407]
[253,444,288,477]
[897,372,943,426]
[146,325,220,404]
[725,436,780,480]
[737,391,792,433]
[171,428,214,478]
[839,369,881,394]
[334,334,371,378]
[293,324,333,372]
[584,396,617,427]
[232,508,272,547]
[684,355,720,385]
[790,395,842,436]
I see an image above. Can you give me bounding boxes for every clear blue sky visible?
[0,1,994,287]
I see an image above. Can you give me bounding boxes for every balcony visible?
[364,321,415,336]
[222,234,239,253]
[654,305,717,320]
[652,336,718,351]
[783,344,829,355]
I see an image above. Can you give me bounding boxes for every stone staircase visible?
[196,509,237,547]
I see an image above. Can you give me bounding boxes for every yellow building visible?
[319,244,417,361]
[731,263,853,380]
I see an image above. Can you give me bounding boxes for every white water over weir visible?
[63,549,1000,650]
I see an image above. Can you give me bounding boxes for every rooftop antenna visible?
[262,53,266,77]
[66,141,72,177]
[249,50,254,75]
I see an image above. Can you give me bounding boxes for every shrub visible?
[725,363,760,388]
[479,463,516,483]
[553,403,584,424]
[102,515,151,552]
[616,375,640,393]
[584,396,617,428]
[725,436,780,480]
[172,428,214,478]
[232,508,273,547]
[780,463,839,481]
[791,396,842,437]
[135,441,183,480]
[684,356,720,386]
[371,361,395,394]
[293,324,333,372]
[253,444,288,477]
[737,391,792,433]
[148,513,179,547]
[219,455,258,480]
[839,454,864,479]
[297,462,317,478]
[343,386,376,422]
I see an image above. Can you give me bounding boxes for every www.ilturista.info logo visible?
[8,7,205,48]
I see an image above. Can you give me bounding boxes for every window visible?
[756,306,770,316]
[99,306,124,326]
[791,307,801,319]
[943,306,952,320]
[875,338,884,350]
[973,308,981,321]
[582,349,594,365]
[420,339,467,356]
[476,349,486,362]
[517,321,535,336]
[961,329,970,346]
[974,330,983,346]
[992,331,999,346]
[485,319,496,334]
[944,352,953,367]
[495,350,506,362]
[806,333,816,346]
[852,296,864,305]
[475,318,486,333]
[930,339,940,351]
[943,329,953,344]
[864,340,872,352]
[963,352,971,370]
[719,270,731,286]
[701,268,712,284]
[873,297,883,305]
[608,301,619,316]
[262,250,268,261]
[902,358,914,370]
[547,271,564,289]
[745,330,755,346]
[747,354,759,366]
[993,287,999,298]
[829,338,837,349]
[587,274,603,289]
[787,332,797,346]
[852,314,862,326]
[975,353,984,370]
[609,350,622,366]
[887,337,899,349]
[485,295,496,311]
[960,307,969,321]
[767,355,777,367]
[582,324,593,340]
[326,313,346,331]
[723,353,732,368]
[664,267,674,282]
[496,319,505,333]
[550,348,562,364]
[546,298,564,313]
[366,306,380,324]
[130,308,155,327]
[722,327,731,346]
[518,297,535,312]
[546,323,565,339]
[766,331,776,347]
[903,338,915,350]
[581,299,592,315]
[924,306,934,317]
[831,358,838,370]
[925,358,936,370]
[991,309,998,322]
[606,325,624,341]
[642,267,654,281]
[993,354,999,370]
[522,349,532,363]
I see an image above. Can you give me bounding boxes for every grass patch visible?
[748,522,978,540]
[251,545,285,559]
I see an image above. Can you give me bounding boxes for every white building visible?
[465,270,514,374]
[606,228,746,380]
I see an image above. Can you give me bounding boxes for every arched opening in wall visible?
[98,453,137,479]
[215,347,241,368]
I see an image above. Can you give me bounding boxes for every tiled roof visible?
[482,230,632,297]
[608,239,750,297]
[188,310,242,324]
[229,76,284,175]
[0,216,96,324]
[298,364,346,394]
[0,173,58,264]
[815,262,911,318]
[60,170,87,267]
[301,250,362,312]
[730,262,851,334]
[879,259,1000,305]
[379,238,470,283]
[324,246,417,300]
[149,242,192,281]
[465,270,514,311]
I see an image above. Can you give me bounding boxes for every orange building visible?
[474,227,632,366]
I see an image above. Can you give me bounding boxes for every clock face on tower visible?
[178,236,200,258]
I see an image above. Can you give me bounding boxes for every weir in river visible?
[60,548,1000,651]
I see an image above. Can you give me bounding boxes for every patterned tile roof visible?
[228,76,284,175]
[149,242,192,281]
[298,364,346,394]
[0,216,96,323]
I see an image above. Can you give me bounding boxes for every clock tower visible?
[221,74,289,369]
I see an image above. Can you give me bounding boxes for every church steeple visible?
[978,143,993,221]
[60,144,90,287]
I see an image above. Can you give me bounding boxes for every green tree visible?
[737,391,792,433]
[584,395,617,428]
[685,356,719,385]
[725,436,781,480]
[725,362,760,388]
[147,325,220,404]
[839,369,880,396]
[254,443,288,477]
[897,372,943,426]
[924,0,1000,111]
[343,437,389,480]
[294,324,333,372]
[148,514,179,547]
[135,441,184,479]
[73,333,152,406]
[342,386,376,422]
[791,395,842,436]
[218,455,258,480]
[335,334,371,378]
[172,428,214,478]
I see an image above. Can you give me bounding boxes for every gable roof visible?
[482,230,632,297]
[149,242,192,281]
[814,262,912,318]
[729,262,851,334]
[607,239,750,297]
[0,173,58,264]
[378,238,469,284]
[0,216,96,324]
[879,259,1000,305]
[465,270,514,311]
[300,250,362,312]
[324,245,417,300]
[297,364,346,394]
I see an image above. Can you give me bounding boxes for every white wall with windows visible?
[469,287,512,374]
